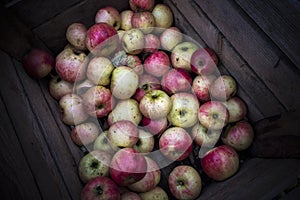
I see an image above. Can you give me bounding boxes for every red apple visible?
[221,120,254,151]
[129,0,155,12]
[161,68,192,94]
[22,48,54,79]
[144,33,160,53]
[168,165,202,200]
[223,96,248,123]
[159,127,193,161]
[49,75,73,100]
[81,176,120,200]
[66,22,87,51]
[110,148,147,186]
[141,116,168,135]
[191,122,221,148]
[144,51,170,77]
[95,6,121,30]
[210,75,237,101]
[192,74,216,102]
[133,129,155,154]
[120,10,134,31]
[71,122,99,146]
[201,145,239,181]
[191,47,218,75]
[131,11,155,34]
[133,74,161,102]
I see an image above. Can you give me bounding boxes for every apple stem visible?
[96,186,103,195]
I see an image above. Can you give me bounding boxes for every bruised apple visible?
[95,6,121,30]
[66,23,87,51]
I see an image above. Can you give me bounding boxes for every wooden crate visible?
[0,0,299,199]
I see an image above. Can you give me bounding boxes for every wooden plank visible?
[0,95,42,199]
[194,0,300,111]
[168,0,285,119]
[235,0,300,69]
[33,0,130,54]
[0,50,73,199]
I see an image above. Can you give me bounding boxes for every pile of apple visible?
[22,0,255,199]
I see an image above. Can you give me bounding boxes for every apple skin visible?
[139,186,168,200]
[78,150,112,183]
[161,68,192,94]
[128,156,161,193]
[144,33,160,53]
[133,129,155,154]
[129,0,155,12]
[221,120,254,151]
[133,74,161,102]
[192,74,216,102]
[141,116,168,136]
[160,27,182,51]
[55,48,88,83]
[66,23,87,51]
[198,100,229,130]
[95,6,121,30]
[190,47,218,75]
[121,191,141,200]
[85,22,118,56]
[144,51,170,77]
[22,48,54,79]
[210,75,237,101]
[82,86,114,118]
[152,4,173,30]
[201,145,239,181]
[110,148,147,186]
[168,165,202,200]
[191,122,221,148]
[59,93,89,125]
[122,28,145,55]
[120,10,134,31]
[81,176,120,200]
[49,75,73,100]
[159,127,193,161]
[71,122,99,146]
[167,92,199,128]
[222,96,248,123]
[93,130,115,153]
[139,89,172,120]
[131,11,155,34]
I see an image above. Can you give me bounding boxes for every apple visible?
[121,192,141,200]
[133,129,155,154]
[133,74,161,102]
[93,130,115,153]
[120,10,134,31]
[71,122,100,146]
[110,66,139,100]
[128,156,161,193]
[191,122,221,148]
[55,48,88,83]
[107,98,142,126]
[168,165,202,200]
[210,75,237,101]
[201,145,239,181]
[221,120,254,151]
[86,56,115,86]
[108,120,139,149]
[122,28,145,55]
[141,116,168,135]
[126,54,143,75]
[152,4,173,30]
[171,41,199,72]
[22,48,54,79]
[49,75,73,100]
[59,93,89,125]
[66,23,87,51]
[110,148,147,186]
[85,22,118,56]
[160,27,182,51]
[139,89,172,120]
[131,11,155,34]
[190,47,218,75]
[78,150,112,183]
[222,96,247,123]
[192,74,217,102]
[139,186,168,200]
[198,101,229,130]
[159,127,193,161]
[129,0,155,12]
[81,176,120,200]
[143,51,170,77]
[144,33,160,53]
[167,92,199,128]
[82,86,114,118]
[75,79,95,96]
[161,68,192,94]
[95,6,121,30]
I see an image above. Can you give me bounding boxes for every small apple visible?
[192,74,217,102]
[222,96,247,123]
[139,186,168,200]
[131,11,155,34]
[81,176,120,200]
[141,116,168,135]
[122,28,145,55]
[198,101,229,130]
[133,129,155,154]
[159,127,193,161]
[190,47,218,75]
[139,89,172,120]
[191,122,221,148]
[152,4,173,30]
[201,145,239,181]
[71,122,99,146]
[120,10,134,31]
[168,165,202,200]
[49,75,73,100]
[210,75,237,101]
[110,148,147,186]
[78,150,112,183]
[95,6,121,30]
[144,51,170,77]
[161,68,192,94]
[121,192,141,200]
[22,48,54,79]
[93,130,115,153]
[133,74,161,102]
[66,22,87,51]
[221,120,254,151]
[129,0,155,12]
[160,27,182,51]
[167,92,199,128]
[144,33,160,53]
